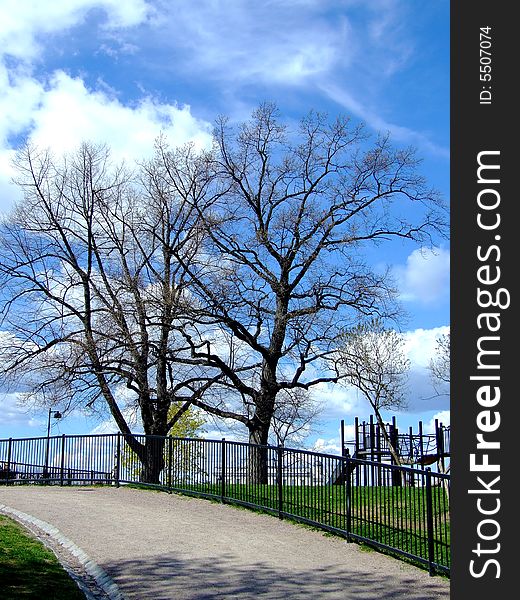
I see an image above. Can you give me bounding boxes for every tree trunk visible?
[372,410,403,486]
[248,418,271,485]
[372,410,402,466]
[139,436,166,484]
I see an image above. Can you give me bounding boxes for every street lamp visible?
[43,408,62,478]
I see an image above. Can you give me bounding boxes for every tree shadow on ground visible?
[102,552,450,600]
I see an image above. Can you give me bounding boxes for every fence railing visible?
[0,433,450,576]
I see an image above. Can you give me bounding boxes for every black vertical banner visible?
[451,2,515,598]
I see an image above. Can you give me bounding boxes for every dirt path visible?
[0,486,450,599]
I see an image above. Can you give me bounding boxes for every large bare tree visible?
[1,104,446,484]
[0,142,217,483]
[156,103,446,481]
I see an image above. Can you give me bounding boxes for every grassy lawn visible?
[0,515,85,599]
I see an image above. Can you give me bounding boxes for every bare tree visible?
[336,318,410,465]
[271,388,323,447]
[0,104,446,485]
[158,103,445,481]
[429,332,450,388]
[0,142,217,483]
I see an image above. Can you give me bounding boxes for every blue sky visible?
[0,0,450,449]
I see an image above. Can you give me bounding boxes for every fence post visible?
[425,467,435,576]
[115,432,121,488]
[345,452,352,541]
[59,434,66,486]
[221,438,226,503]
[6,438,12,484]
[168,436,173,491]
[277,444,284,519]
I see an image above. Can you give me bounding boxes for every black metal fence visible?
[0,433,450,576]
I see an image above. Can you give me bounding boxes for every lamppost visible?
[43,408,62,478]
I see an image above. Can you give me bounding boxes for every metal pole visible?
[425,468,435,576]
[168,436,173,490]
[60,434,66,486]
[221,438,226,503]
[277,444,284,519]
[115,432,121,488]
[345,452,352,541]
[354,416,359,483]
[392,415,398,464]
[44,408,51,478]
[419,420,424,466]
[369,415,374,485]
[6,438,12,484]
[375,422,381,486]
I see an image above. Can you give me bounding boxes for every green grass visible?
[0,515,85,599]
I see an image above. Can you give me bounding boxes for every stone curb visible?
[0,503,125,600]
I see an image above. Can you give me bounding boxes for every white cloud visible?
[0,66,42,143]
[312,437,342,455]
[202,428,247,443]
[424,410,450,434]
[0,393,41,431]
[311,381,365,419]
[29,71,212,159]
[403,326,450,413]
[404,325,450,369]
[0,70,212,211]
[0,0,151,61]
[0,0,210,212]
[394,246,450,304]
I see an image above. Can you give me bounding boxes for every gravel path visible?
[0,486,450,599]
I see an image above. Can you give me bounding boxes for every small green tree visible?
[167,403,206,438]
[121,403,206,483]
[164,403,208,486]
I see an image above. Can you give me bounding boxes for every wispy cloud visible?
[319,83,450,158]
[0,0,151,61]
[147,1,349,86]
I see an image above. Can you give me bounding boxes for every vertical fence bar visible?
[277,444,283,519]
[419,420,424,467]
[59,435,66,486]
[115,433,121,488]
[345,454,351,541]
[168,436,173,491]
[425,467,435,575]
[369,416,375,484]
[221,438,226,503]
[6,438,12,484]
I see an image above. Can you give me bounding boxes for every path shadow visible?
[101,552,450,600]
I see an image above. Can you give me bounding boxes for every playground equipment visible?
[330,415,450,485]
